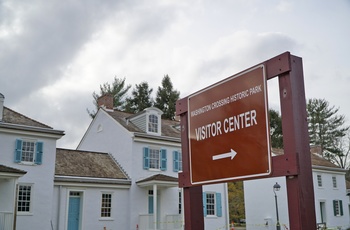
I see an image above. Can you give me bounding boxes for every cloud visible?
[0,0,122,104]
[187,31,300,91]
[1,0,349,149]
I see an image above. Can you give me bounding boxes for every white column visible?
[153,184,157,230]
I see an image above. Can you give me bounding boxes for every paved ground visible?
[233,227,246,230]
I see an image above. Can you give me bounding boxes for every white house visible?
[244,147,350,230]
[0,93,65,230]
[52,148,131,230]
[77,94,230,230]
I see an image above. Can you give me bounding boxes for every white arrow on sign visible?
[212,149,237,161]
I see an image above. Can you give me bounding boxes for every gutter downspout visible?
[13,182,18,230]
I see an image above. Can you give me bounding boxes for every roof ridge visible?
[57,148,108,155]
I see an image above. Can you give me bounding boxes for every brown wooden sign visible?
[188,65,271,184]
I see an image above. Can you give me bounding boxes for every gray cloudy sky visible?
[1,0,349,148]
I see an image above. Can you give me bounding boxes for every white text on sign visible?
[190,84,262,118]
[194,110,257,141]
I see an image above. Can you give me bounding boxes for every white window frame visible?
[148,114,159,134]
[332,176,337,188]
[317,174,322,187]
[100,192,113,219]
[21,140,36,163]
[333,200,342,216]
[149,147,160,170]
[17,184,33,215]
[206,192,216,216]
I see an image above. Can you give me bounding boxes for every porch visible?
[0,212,13,230]
[0,165,26,230]
[136,174,182,230]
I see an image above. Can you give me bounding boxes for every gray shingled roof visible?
[106,110,181,138]
[272,147,342,169]
[0,164,26,175]
[2,107,52,129]
[55,148,129,181]
[136,174,178,184]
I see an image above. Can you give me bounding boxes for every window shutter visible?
[202,192,207,217]
[216,193,222,217]
[160,149,167,171]
[15,139,23,163]
[173,151,179,172]
[333,200,337,216]
[143,147,149,169]
[340,200,343,216]
[35,141,43,165]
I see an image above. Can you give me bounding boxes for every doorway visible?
[68,192,82,230]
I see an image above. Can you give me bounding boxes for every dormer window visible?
[127,107,163,135]
[145,107,163,135]
[148,114,158,133]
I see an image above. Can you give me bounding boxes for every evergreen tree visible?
[87,77,131,118]
[154,75,180,120]
[124,81,153,113]
[307,98,349,167]
[336,131,350,169]
[269,109,283,148]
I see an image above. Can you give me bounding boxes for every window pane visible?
[149,148,160,169]
[317,175,322,187]
[206,193,215,215]
[148,115,158,133]
[101,193,112,217]
[332,176,337,188]
[334,200,340,216]
[22,141,35,162]
[18,185,32,212]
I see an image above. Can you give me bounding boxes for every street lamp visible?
[273,182,281,230]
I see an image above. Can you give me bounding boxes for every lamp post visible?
[273,182,281,230]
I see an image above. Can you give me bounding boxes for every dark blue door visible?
[68,195,80,230]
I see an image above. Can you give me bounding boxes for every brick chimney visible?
[0,93,4,121]
[97,94,114,111]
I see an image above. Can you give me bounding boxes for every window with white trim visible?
[15,139,43,165]
[149,148,160,169]
[333,200,343,216]
[203,192,222,217]
[317,174,322,187]
[206,193,215,215]
[143,147,167,171]
[148,114,158,133]
[101,193,112,217]
[332,176,337,188]
[17,184,32,213]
